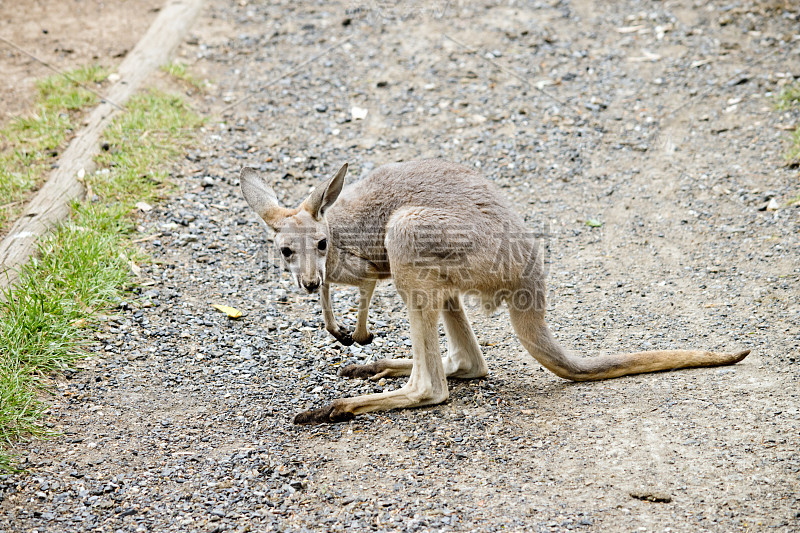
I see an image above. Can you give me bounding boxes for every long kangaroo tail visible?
[508,307,750,381]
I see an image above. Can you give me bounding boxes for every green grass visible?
[776,83,800,165]
[0,205,133,464]
[785,128,800,167]
[0,86,201,471]
[0,65,109,230]
[776,83,800,111]
[92,90,202,202]
[161,61,205,90]
[36,65,108,111]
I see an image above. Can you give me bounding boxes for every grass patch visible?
[161,61,205,90]
[0,65,109,230]
[36,65,108,111]
[0,205,133,462]
[788,129,800,168]
[776,83,800,165]
[0,86,201,471]
[776,84,800,205]
[92,90,202,203]
[776,83,800,111]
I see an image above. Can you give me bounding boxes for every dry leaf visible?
[628,49,661,62]
[691,58,712,68]
[616,25,646,34]
[212,304,243,318]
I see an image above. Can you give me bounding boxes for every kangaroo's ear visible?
[240,167,285,228]
[304,163,347,220]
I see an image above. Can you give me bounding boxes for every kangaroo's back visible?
[327,160,529,281]
[329,160,520,233]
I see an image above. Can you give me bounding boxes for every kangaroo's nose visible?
[303,280,320,293]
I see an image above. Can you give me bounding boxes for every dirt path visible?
[2,1,798,531]
[0,0,163,125]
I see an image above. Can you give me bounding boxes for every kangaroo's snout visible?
[303,280,321,293]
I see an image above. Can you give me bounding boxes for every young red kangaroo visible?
[240,159,750,425]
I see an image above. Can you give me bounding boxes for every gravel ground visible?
[2,0,799,531]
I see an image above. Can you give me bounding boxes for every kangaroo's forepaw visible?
[352,331,374,346]
[328,328,354,346]
[294,402,355,425]
[339,361,384,380]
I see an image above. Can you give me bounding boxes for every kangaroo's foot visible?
[294,381,448,425]
[327,327,374,346]
[351,330,374,345]
[294,401,355,425]
[340,355,489,381]
[326,327,354,346]
[339,358,413,380]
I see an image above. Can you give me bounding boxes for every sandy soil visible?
[0,0,162,124]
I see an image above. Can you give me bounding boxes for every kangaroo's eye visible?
[280,247,293,258]
[317,238,327,251]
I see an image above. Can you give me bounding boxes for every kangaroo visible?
[240,159,750,425]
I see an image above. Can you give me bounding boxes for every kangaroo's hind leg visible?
[342,293,488,380]
[441,294,488,378]
[295,281,448,424]
[296,208,462,424]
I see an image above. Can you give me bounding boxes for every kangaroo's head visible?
[240,163,348,293]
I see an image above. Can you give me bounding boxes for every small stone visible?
[351,106,368,120]
[629,489,672,503]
